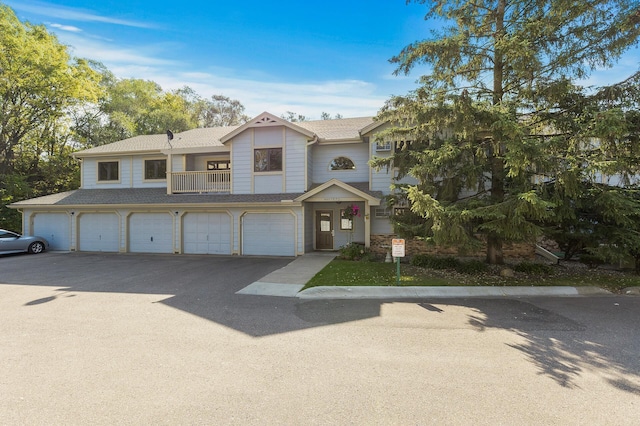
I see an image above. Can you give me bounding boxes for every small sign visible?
[392,238,405,257]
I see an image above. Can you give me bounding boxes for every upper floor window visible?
[98,161,119,181]
[329,156,356,171]
[374,207,390,218]
[207,160,230,170]
[254,148,282,172]
[375,141,392,152]
[144,159,166,180]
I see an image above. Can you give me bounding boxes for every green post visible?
[396,256,401,285]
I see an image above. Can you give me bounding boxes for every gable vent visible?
[255,117,278,125]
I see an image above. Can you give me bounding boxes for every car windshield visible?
[0,230,20,238]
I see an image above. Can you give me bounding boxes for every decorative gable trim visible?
[254,115,279,125]
[295,179,381,205]
[220,111,316,143]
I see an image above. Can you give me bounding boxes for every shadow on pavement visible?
[2,252,639,395]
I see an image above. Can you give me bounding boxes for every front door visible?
[315,210,333,250]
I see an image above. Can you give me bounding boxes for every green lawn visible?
[303,259,640,293]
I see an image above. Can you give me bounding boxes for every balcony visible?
[171,170,231,193]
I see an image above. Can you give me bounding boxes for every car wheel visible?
[28,241,45,254]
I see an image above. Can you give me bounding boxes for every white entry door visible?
[129,213,174,253]
[183,213,232,255]
[78,213,119,252]
[242,213,295,256]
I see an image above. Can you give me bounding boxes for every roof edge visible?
[295,179,381,205]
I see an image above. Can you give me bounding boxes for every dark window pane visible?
[269,148,282,171]
[254,149,268,172]
[254,148,282,172]
[98,161,119,181]
[145,159,166,179]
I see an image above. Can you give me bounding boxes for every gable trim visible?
[220,112,316,143]
[295,179,380,205]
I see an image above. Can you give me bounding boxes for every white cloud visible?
[8,0,155,28]
[154,72,387,119]
[61,33,178,67]
[50,23,82,32]
[53,31,388,118]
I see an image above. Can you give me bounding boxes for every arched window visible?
[329,156,356,170]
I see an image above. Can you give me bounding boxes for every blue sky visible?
[5,0,639,119]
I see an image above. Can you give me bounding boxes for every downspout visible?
[305,134,318,191]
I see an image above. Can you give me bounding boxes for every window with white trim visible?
[254,148,282,172]
[207,160,230,170]
[98,161,119,181]
[329,157,355,170]
[144,159,166,180]
[374,208,390,218]
[375,141,391,152]
[340,210,354,230]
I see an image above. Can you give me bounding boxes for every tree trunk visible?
[486,0,506,265]
[486,233,504,265]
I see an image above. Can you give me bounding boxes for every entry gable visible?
[220,112,316,143]
[295,179,381,205]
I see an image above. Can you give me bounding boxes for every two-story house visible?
[10,112,403,257]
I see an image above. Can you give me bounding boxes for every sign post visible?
[391,239,405,285]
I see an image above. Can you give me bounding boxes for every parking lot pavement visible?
[0,251,294,295]
[1,252,639,424]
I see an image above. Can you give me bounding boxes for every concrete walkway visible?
[236,253,625,299]
[236,252,336,297]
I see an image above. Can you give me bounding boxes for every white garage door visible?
[129,213,173,253]
[183,213,232,255]
[33,213,70,251]
[78,213,119,252]
[242,213,295,256]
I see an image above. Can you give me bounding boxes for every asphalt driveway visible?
[1,252,639,424]
[0,251,294,297]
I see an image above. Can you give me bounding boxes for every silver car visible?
[0,229,49,254]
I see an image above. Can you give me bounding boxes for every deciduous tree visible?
[0,5,101,229]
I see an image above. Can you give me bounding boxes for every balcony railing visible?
[171,170,231,193]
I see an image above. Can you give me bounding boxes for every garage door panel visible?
[129,213,173,253]
[243,213,295,256]
[183,213,231,255]
[78,213,119,252]
[33,213,70,251]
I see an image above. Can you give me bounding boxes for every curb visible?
[297,286,613,300]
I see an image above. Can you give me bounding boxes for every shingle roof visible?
[73,116,375,157]
[10,184,383,207]
[75,126,239,156]
[10,188,303,207]
[294,117,375,140]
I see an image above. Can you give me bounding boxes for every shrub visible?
[514,262,552,275]
[455,259,489,275]
[411,254,460,269]
[579,254,605,269]
[339,243,372,261]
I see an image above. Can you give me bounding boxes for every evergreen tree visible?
[373,0,640,263]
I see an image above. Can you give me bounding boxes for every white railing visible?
[171,170,231,193]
